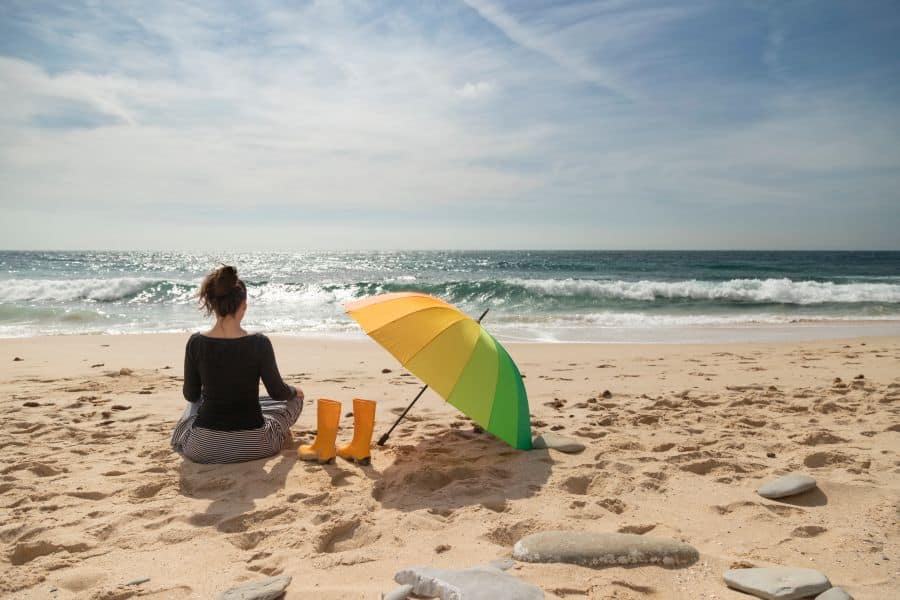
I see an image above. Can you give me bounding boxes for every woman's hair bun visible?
[199,264,247,317]
[213,265,238,297]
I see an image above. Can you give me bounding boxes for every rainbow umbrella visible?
[344,292,532,450]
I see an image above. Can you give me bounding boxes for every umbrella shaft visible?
[377,383,429,446]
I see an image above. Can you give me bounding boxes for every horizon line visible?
[2,248,900,253]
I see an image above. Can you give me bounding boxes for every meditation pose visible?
[170,265,303,463]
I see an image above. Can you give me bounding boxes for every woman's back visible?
[171,264,302,464]
[183,332,295,431]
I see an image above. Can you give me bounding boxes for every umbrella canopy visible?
[345,292,532,450]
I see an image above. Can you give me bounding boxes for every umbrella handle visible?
[376,308,490,447]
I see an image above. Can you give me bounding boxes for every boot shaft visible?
[337,398,377,464]
[316,398,342,428]
[298,398,341,463]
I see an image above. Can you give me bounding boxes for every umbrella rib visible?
[481,331,503,434]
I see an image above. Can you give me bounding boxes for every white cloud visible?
[456,80,495,99]
[0,1,898,250]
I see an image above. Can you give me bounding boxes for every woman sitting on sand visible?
[170,265,303,463]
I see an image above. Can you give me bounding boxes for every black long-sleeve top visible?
[182,332,296,431]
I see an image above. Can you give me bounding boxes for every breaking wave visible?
[505,277,900,305]
[2,276,899,307]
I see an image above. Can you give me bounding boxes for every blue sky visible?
[1,0,899,250]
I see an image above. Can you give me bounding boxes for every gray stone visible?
[383,584,414,600]
[723,568,830,600]
[531,433,585,454]
[757,474,817,499]
[218,576,292,600]
[512,531,698,568]
[816,588,852,600]
[125,578,150,586]
[394,565,544,600]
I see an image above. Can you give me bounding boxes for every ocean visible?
[2,250,899,342]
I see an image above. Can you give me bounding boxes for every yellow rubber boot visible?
[337,398,376,465]
[298,399,341,464]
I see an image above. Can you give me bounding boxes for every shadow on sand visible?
[774,487,828,507]
[371,428,554,512]
[176,437,301,527]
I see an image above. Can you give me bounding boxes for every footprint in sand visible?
[248,550,272,565]
[157,529,197,544]
[227,530,268,550]
[711,501,756,515]
[315,519,380,553]
[762,503,807,517]
[795,431,848,445]
[248,562,284,576]
[679,457,762,478]
[2,461,66,477]
[483,518,541,547]
[66,491,108,500]
[598,498,627,514]
[185,513,221,527]
[573,426,606,439]
[143,515,177,531]
[179,476,236,496]
[130,480,169,500]
[561,475,593,495]
[216,506,292,534]
[640,470,668,492]
[53,566,110,593]
[373,465,480,500]
[87,522,116,541]
[791,525,827,537]
[804,450,852,468]
[9,539,94,566]
[618,523,657,534]
[330,470,359,487]
[299,492,333,506]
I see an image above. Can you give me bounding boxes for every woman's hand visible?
[295,387,305,402]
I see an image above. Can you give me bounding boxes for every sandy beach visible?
[1,333,898,599]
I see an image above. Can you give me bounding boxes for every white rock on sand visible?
[723,567,831,600]
[218,575,291,600]
[757,474,817,499]
[512,531,699,568]
[393,565,544,600]
[816,587,853,600]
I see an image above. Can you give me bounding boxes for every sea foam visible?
[0,278,156,302]
[509,278,900,304]
[4,277,898,306]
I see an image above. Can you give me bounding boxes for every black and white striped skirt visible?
[170,396,302,464]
